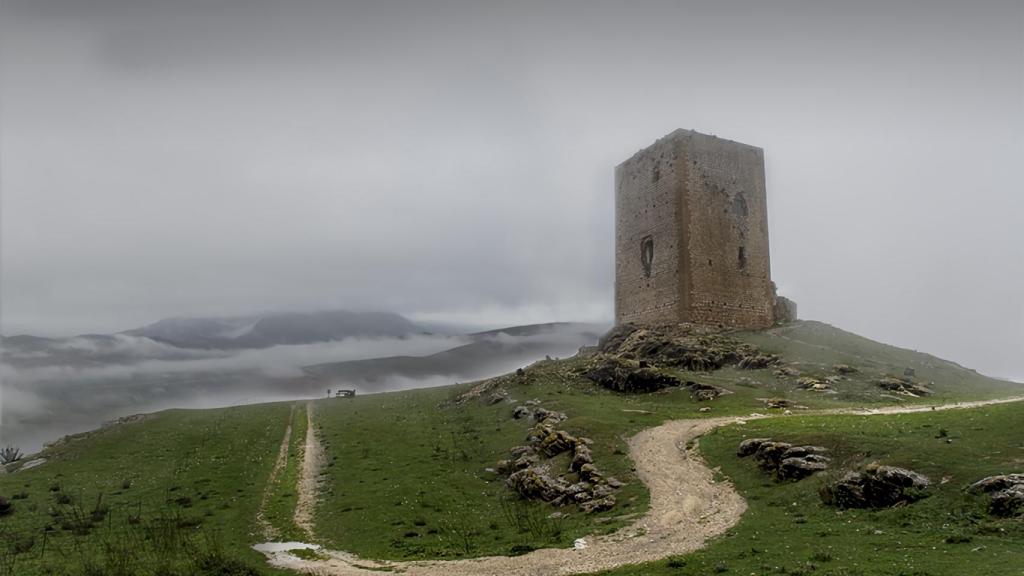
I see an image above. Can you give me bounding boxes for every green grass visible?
[590,401,1024,576]
[0,320,1019,574]
[0,403,297,575]
[311,384,648,560]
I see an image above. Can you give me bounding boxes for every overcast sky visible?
[1,1,1022,380]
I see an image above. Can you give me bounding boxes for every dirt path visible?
[257,395,1024,575]
[256,404,296,540]
[294,402,324,539]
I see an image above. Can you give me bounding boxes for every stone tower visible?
[615,129,774,328]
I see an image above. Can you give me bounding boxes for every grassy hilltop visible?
[0,320,1021,575]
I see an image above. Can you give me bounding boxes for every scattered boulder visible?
[579,495,616,514]
[764,398,793,409]
[584,358,681,393]
[969,474,1024,517]
[796,377,830,392]
[877,376,932,397]
[833,364,858,374]
[684,381,728,401]
[779,455,830,480]
[533,408,567,425]
[773,366,800,378]
[512,406,532,420]
[738,438,831,481]
[738,353,780,370]
[821,464,931,509]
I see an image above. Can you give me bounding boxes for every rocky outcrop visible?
[821,463,931,509]
[877,376,932,397]
[738,354,780,370]
[968,474,1024,517]
[497,404,622,513]
[594,323,777,373]
[737,438,831,481]
[507,466,569,502]
[584,357,681,393]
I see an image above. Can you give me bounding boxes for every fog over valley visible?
[0,312,604,452]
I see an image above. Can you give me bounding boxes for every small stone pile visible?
[820,463,931,509]
[737,438,831,481]
[497,404,622,513]
[968,474,1024,517]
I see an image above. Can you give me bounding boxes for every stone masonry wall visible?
[614,134,682,325]
[681,132,774,328]
[614,129,774,329]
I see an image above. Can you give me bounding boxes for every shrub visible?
[0,445,22,465]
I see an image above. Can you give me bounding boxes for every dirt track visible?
[294,402,323,539]
[259,395,1024,576]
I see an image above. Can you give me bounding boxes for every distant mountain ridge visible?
[124,310,420,349]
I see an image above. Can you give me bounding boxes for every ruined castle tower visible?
[615,130,774,328]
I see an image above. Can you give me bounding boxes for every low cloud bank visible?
[0,324,603,453]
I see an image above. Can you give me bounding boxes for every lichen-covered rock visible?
[584,358,681,393]
[739,438,831,480]
[795,377,829,391]
[512,405,532,420]
[821,464,931,509]
[570,443,593,472]
[778,455,830,480]
[753,442,793,471]
[833,364,858,374]
[738,354,780,370]
[773,366,800,378]
[538,430,577,457]
[507,466,569,502]
[877,376,932,397]
[578,463,603,483]
[968,474,1024,517]
[737,438,772,457]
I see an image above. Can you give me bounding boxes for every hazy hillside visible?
[1,320,1020,576]
[302,322,605,391]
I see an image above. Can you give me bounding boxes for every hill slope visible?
[0,320,1020,576]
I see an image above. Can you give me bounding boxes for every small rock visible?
[580,495,616,513]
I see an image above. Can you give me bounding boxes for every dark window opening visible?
[738,246,747,270]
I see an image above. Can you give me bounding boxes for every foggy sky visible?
[2,1,1022,380]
